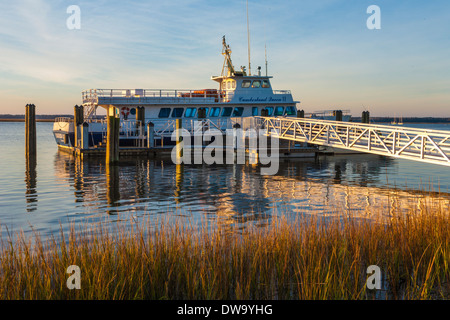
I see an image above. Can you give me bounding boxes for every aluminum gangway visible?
[254,116,450,167]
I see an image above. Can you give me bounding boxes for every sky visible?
[0,0,449,117]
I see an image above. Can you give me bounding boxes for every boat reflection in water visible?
[53,151,450,229]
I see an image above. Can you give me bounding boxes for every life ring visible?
[121,107,130,117]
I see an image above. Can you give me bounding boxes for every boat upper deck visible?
[82,87,296,107]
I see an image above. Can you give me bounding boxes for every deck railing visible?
[82,89,228,104]
[81,88,293,105]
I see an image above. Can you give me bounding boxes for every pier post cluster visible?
[25,104,37,160]
[362,111,370,124]
[73,105,84,148]
[333,110,343,121]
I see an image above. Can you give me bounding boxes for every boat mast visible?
[265,41,268,77]
[264,19,268,76]
[221,36,235,77]
[247,0,251,76]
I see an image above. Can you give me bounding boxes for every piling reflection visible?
[53,151,450,227]
[174,164,183,205]
[73,156,87,202]
[106,164,120,212]
[25,157,37,212]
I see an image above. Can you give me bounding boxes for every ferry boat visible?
[53,36,304,152]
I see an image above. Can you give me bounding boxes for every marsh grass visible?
[0,196,449,300]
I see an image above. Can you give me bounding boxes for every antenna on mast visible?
[264,21,268,76]
[265,43,268,76]
[246,0,251,76]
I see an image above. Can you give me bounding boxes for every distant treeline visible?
[0,114,73,120]
[1,114,449,123]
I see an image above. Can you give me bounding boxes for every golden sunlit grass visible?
[0,196,449,300]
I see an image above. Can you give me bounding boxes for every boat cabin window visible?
[171,108,184,118]
[274,106,284,116]
[262,80,270,88]
[158,108,171,118]
[285,106,296,116]
[232,107,244,117]
[252,107,259,116]
[226,80,236,90]
[241,80,251,88]
[209,107,221,117]
[221,107,233,117]
[252,80,261,88]
[264,107,274,116]
[185,107,196,118]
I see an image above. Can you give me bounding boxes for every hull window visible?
[209,107,221,117]
[252,80,261,88]
[252,107,259,116]
[171,108,184,118]
[232,107,244,117]
[274,106,284,116]
[221,107,233,117]
[159,108,171,118]
[185,107,197,118]
[242,80,251,88]
[264,107,274,116]
[285,106,296,116]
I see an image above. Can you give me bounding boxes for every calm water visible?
[1,121,450,240]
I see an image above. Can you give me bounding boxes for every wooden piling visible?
[81,122,89,149]
[334,110,343,121]
[175,118,183,163]
[136,106,142,135]
[147,122,155,148]
[362,111,370,124]
[73,105,84,148]
[297,110,304,118]
[25,104,36,160]
[138,106,145,147]
[25,104,29,155]
[106,106,120,165]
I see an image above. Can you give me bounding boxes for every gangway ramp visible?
[255,116,450,167]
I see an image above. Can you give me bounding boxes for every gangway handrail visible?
[255,116,450,167]
[256,116,450,136]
